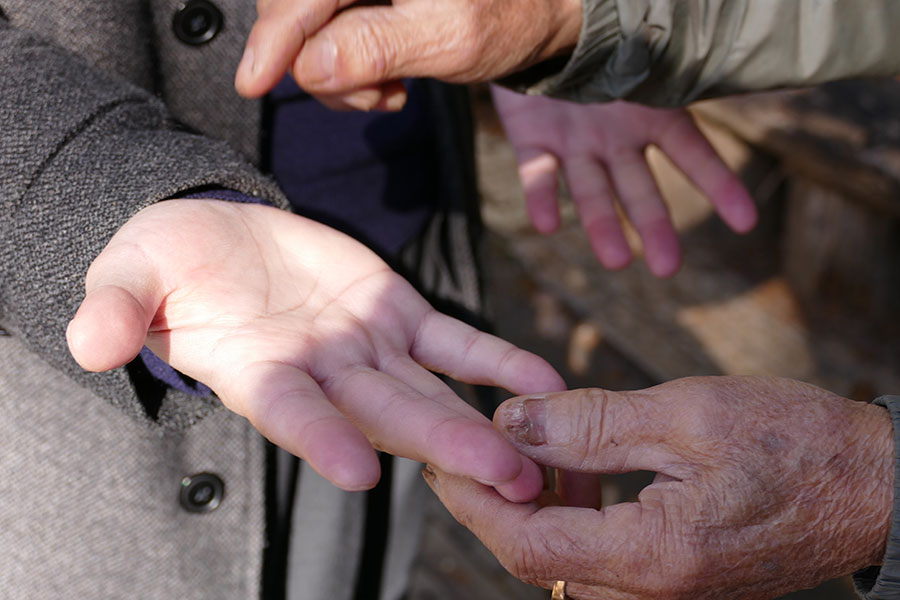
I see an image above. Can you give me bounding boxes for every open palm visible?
[67,199,564,499]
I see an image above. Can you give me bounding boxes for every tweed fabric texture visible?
[0,16,287,431]
[0,334,267,599]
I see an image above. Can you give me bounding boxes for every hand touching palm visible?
[67,199,564,499]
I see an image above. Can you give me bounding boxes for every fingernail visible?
[504,398,548,445]
[382,89,407,112]
[421,465,439,493]
[301,40,336,85]
[341,88,382,112]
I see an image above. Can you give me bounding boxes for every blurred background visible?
[407,80,900,600]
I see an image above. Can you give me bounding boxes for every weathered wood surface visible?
[696,80,900,318]
[694,79,900,217]
[782,177,899,319]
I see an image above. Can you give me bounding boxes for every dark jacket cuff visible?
[497,0,621,99]
[854,395,900,598]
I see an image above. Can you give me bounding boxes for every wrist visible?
[544,0,582,60]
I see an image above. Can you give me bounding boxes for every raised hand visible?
[66,199,565,499]
[492,85,758,277]
[233,0,582,110]
[426,376,893,598]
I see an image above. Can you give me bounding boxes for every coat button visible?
[180,473,225,513]
[172,0,223,46]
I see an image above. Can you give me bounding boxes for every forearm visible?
[508,0,900,106]
[0,20,286,425]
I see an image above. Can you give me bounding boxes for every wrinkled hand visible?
[492,86,758,277]
[66,199,565,498]
[426,376,893,598]
[234,0,582,110]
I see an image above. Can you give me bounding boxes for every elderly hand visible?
[425,376,894,598]
[66,199,564,499]
[492,86,757,277]
[234,0,582,110]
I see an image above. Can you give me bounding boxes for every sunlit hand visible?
[492,85,758,277]
[234,0,582,111]
[425,376,893,598]
[66,199,565,499]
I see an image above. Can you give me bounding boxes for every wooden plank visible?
[694,79,900,217]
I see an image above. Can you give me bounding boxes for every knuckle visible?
[572,389,616,454]
[340,15,395,83]
[580,390,611,464]
[666,377,730,439]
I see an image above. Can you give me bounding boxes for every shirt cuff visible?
[179,187,267,204]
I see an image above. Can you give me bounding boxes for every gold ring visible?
[551,580,568,600]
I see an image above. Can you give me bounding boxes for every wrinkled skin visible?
[425,376,894,599]
[67,199,565,499]
[234,0,582,110]
[491,85,758,277]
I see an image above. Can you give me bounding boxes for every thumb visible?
[235,0,360,98]
[66,245,164,372]
[292,4,465,94]
[493,388,678,474]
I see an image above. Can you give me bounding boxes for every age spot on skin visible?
[758,431,790,455]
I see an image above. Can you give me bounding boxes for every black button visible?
[180,473,225,513]
[173,0,223,46]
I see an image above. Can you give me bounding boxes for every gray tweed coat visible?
[0,2,482,598]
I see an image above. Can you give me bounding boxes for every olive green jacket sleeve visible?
[507,0,900,106]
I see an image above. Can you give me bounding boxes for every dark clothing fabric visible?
[268,77,436,255]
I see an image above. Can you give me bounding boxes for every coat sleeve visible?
[0,18,289,430]
[503,0,900,106]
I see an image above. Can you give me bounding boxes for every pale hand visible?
[66,200,565,499]
[492,85,758,277]
[234,0,582,111]
[426,376,893,598]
